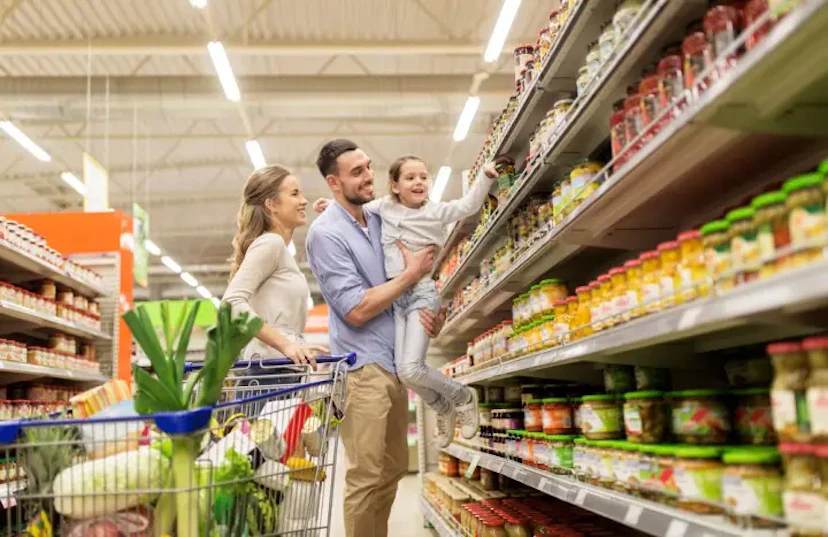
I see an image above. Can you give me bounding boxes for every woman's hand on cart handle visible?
[283,343,329,370]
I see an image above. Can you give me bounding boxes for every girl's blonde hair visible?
[387,155,425,201]
[229,165,292,278]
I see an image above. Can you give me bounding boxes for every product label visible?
[623,405,643,435]
[671,401,730,438]
[581,405,622,434]
[673,466,723,502]
[542,407,573,431]
[613,456,635,487]
[771,389,799,438]
[757,223,776,264]
[613,293,631,317]
[591,305,602,328]
[789,205,826,248]
[524,407,542,431]
[553,322,569,341]
[599,300,615,324]
[640,283,660,311]
[806,387,828,435]
[638,458,656,491]
[734,403,774,441]
[783,491,825,531]
[660,276,676,308]
[723,473,784,517]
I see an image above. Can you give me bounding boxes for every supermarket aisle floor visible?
[329,444,437,537]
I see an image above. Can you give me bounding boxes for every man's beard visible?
[344,188,373,206]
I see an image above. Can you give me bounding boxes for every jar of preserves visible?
[658,47,685,112]
[548,8,561,42]
[733,388,775,445]
[783,173,826,267]
[623,89,643,152]
[480,467,498,491]
[613,0,644,43]
[560,175,573,217]
[598,22,616,65]
[610,98,627,163]
[673,446,725,513]
[574,286,592,339]
[482,517,508,537]
[726,207,760,284]
[723,447,784,527]
[551,184,563,225]
[588,280,601,334]
[459,459,480,481]
[539,279,567,315]
[595,274,612,332]
[624,391,667,444]
[677,229,706,301]
[552,300,569,344]
[542,397,573,435]
[704,4,741,74]
[439,452,459,476]
[701,219,733,294]
[524,399,543,433]
[528,285,543,321]
[768,341,810,443]
[537,27,552,60]
[581,395,623,440]
[608,267,628,326]
[751,190,789,278]
[550,99,574,132]
[513,45,534,82]
[744,0,772,51]
[804,337,828,442]
[682,22,712,95]
[780,442,825,536]
[623,259,643,319]
[669,389,731,444]
[639,251,661,313]
[576,65,591,96]
[657,241,680,309]
[504,515,531,537]
[570,159,603,202]
[639,69,661,134]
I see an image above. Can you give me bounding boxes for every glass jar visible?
[669,389,731,444]
[682,22,712,96]
[623,259,643,319]
[513,45,534,82]
[780,442,825,536]
[726,207,760,284]
[752,190,789,279]
[539,279,567,316]
[524,399,543,433]
[560,175,573,217]
[581,395,623,440]
[551,184,563,225]
[594,274,612,332]
[804,337,828,443]
[701,219,733,294]
[608,267,628,326]
[537,27,552,60]
[723,447,784,527]
[576,65,591,96]
[482,517,508,537]
[704,4,741,74]
[733,388,775,445]
[548,8,561,43]
[588,281,601,334]
[552,300,569,344]
[639,251,661,313]
[614,0,644,43]
[783,173,826,267]
[574,286,592,339]
[439,452,459,476]
[673,446,725,513]
[586,40,601,77]
[542,397,573,435]
[745,0,772,51]
[624,391,667,444]
[657,241,680,309]
[639,69,661,134]
[658,49,685,112]
[550,99,574,132]
[529,285,543,321]
[604,364,635,394]
[623,89,643,151]
[504,515,531,537]
[768,341,810,443]
[677,229,706,301]
[480,467,498,491]
[610,98,627,164]
[459,459,480,481]
[571,397,583,434]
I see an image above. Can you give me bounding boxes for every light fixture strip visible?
[483,0,522,63]
[207,41,241,102]
[430,166,452,202]
[181,272,199,287]
[161,255,182,274]
[144,239,161,256]
[0,121,52,162]
[453,96,481,142]
[245,139,267,170]
[60,172,87,196]
[196,285,212,299]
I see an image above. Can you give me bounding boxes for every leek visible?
[124,301,263,537]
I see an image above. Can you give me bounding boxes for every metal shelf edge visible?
[0,241,106,298]
[0,359,108,382]
[0,300,112,341]
[420,496,460,537]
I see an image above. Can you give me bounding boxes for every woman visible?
[223,164,329,368]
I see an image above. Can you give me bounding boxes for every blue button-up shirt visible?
[306,201,396,373]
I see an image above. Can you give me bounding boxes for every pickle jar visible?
[701,220,733,294]
[673,446,725,513]
[551,184,564,225]
[623,258,643,319]
[682,22,712,95]
[539,279,567,315]
[576,65,591,97]
[529,285,544,320]
[804,336,828,443]
[726,207,760,285]
[588,281,601,334]
[639,251,661,314]
[780,442,824,536]
[608,267,627,327]
[782,173,826,267]
[669,389,731,444]
[657,241,680,309]
[768,341,810,443]
[594,274,611,332]
[722,447,784,528]
[624,391,667,444]
[657,46,685,112]
[580,395,623,440]
[677,229,706,301]
[751,190,789,279]
[548,8,561,42]
[574,286,592,339]
[598,21,616,64]
[733,388,775,445]
[586,39,601,76]
[614,0,644,42]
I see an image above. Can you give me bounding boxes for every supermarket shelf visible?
[444,444,750,537]
[0,241,105,298]
[436,0,828,343]
[421,495,461,537]
[456,258,828,385]
[0,300,111,341]
[0,359,108,383]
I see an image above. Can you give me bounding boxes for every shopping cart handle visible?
[184,352,356,372]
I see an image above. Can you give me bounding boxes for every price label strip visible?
[623,505,643,526]
[574,489,587,505]
[666,519,688,537]
[465,454,481,479]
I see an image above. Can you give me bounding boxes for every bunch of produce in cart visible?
[0,301,349,537]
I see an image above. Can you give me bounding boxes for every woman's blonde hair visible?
[229,165,292,278]
[387,155,425,201]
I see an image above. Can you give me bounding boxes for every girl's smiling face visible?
[391,159,430,209]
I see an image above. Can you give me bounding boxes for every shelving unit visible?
[0,300,111,342]
[0,241,105,298]
[421,495,461,537]
[443,444,754,537]
[0,360,108,383]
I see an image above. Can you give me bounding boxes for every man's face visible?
[328,148,375,206]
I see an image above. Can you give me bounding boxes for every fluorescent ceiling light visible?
[453,96,481,142]
[144,239,161,256]
[196,285,212,299]
[287,241,297,257]
[207,41,241,102]
[161,255,182,274]
[430,166,452,202]
[181,272,198,287]
[189,0,209,7]
[484,0,522,63]
[245,139,267,170]
[60,172,87,196]
[0,121,52,162]
[211,297,221,308]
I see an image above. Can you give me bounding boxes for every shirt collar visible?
[332,200,377,229]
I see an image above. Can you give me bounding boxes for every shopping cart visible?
[0,353,355,537]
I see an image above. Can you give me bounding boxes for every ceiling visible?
[0,0,549,300]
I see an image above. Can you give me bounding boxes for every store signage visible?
[83,152,109,212]
[133,203,149,288]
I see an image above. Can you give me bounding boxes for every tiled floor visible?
[328,444,437,537]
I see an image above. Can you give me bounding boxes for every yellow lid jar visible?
[639,251,662,314]
[574,286,593,340]
[677,230,706,301]
[657,241,681,309]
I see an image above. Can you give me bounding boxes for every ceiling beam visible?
[0,37,507,57]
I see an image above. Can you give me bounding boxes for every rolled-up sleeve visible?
[306,227,366,320]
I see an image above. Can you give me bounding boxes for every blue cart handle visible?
[184,352,356,372]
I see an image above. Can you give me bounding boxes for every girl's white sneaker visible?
[456,388,480,439]
[435,409,457,448]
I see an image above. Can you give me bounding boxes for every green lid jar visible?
[580,395,623,440]
[673,446,724,513]
[669,389,731,445]
[726,207,760,282]
[782,173,826,263]
[623,391,667,444]
[731,388,775,445]
[722,446,784,525]
[751,190,789,277]
[700,221,733,293]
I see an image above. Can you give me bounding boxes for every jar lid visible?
[766,341,803,354]
[506,429,525,436]
[541,278,566,285]
[782,173,824,194]
[676,446,723,459]
[542,397,568,403]
[527,398,545,404]
[588,281,599,289]
[668,389,726,397]
[484,518,505,527]
[566,296,578,303]
[722,447,780,465]
[547,434,577,441]
[549,7,560,17]
[750,190,786,209]
[730,387,770,396]
[778,442,814,455]
[608,267,625,276]
[575,286,590,293]
[623,390,664,399]
[582,394,616,402]
[649,444,680,456]
[700,220,729,235]
[531,284,542,290]
[623,259,642,268]
[677,229,702,241]
[573,437,588,444]
[553,299,568,307]
[802,336,828,350]
[657,240,679,251]
[725,207,755,223]
[597,274,610,282]
[639,250,659,260]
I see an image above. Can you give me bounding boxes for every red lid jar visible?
[744,0,771,50]
[704,5,741,71]
[609,98,627,163]
[682,24,712,93]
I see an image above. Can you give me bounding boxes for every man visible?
[306,139,444,537]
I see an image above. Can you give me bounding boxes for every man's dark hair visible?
[316,138,359,177]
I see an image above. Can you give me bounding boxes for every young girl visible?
[314,156,497,447]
